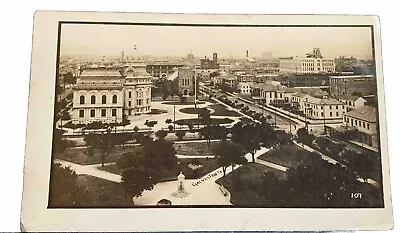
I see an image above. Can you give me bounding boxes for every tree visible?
[155,130,168,140]
[232,123,262,162]
[165,119,172,125]
[296,127,315,146]
[168,125,174,132]
[198,108,212,145]
[84,128,115,167]
[144,120,157,132]
[122,166,160,199]
[275,130,292,148]
[175,131,186,140]
[133,126,139,132]
[49,163,88,207]
[214,141,247,177]
[266,114,272,124]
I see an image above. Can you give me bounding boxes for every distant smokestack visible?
[246,50,249,58]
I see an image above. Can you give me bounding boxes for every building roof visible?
[339,95,366,102]
[238,82,251,86]
[80,68,122,79]
[259,83,278,92]
[292,92,307,98]
[344,105,376,123]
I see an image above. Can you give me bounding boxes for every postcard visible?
[21,11,393,231]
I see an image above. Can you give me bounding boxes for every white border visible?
[20,11,393,231]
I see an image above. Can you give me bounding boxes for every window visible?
[80,95,85,104]
[336,112,339,117]
[102,95,106,104]
[359,121,361,127]
[112,95,117,104]
[321,112,324,117]
[101,109,106,117]
[90,109,95,117]
[351,119,353,126]
[128,91,131,98]
[329,106,332,110]
[329,112,332,117]
[128,101,131,107]
[146,99,150,105]
[336,106,338,109]
[367,123,370,129]
[342,106,345,109]
[79,110,84,117]
[91,95,96,104]
[321,106,323,110]
[363,122,366,128]
[112,109,117,117]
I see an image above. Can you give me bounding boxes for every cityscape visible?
[49,24,383,208]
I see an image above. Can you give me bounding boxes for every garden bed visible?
[209,104,241,117]
[173,141,219,157]
[145,108,168,115]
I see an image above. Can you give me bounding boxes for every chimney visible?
[246,50,249,58]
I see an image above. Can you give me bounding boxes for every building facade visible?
[329,75,376,98]
[339,95,367,112]
[343,105,378,148]
[237,82,252,95]
[123,63,152,116]
[279,57,335,74]
[72,68,124,124]
[146,62,184,79]
[72,64,153,124]
[175,67,196,96]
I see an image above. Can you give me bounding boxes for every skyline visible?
[60,24,374,59]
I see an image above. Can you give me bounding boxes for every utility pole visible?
[173,104,176,130]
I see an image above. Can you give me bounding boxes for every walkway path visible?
[54,159,122,183]
[255,158,288,172]
[293,141,338,164]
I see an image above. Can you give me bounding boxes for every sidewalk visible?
[293,141,338,164]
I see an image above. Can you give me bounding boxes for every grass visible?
[54,145,141,165]
[174,117,234,126]
[215,163,287,205]
[258,144,317,168]
[209,104,241,117]
[75,175,133,207]
[179,107,202,115]
[173,141,218,157]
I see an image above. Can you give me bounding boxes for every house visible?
[339,95,367,112]
[343,105,378,148]
[237,82,252,95]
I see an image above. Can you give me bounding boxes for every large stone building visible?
[279,48,335,74]
[123,63,152,116]
[329,75,376,98]
[72,63,152,124]
[146,61,184,79]
[200,53,219,70]
[72,67,124,124]
[174,67,196,96]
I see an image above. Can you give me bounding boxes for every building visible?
[222,76,237,89]
[343,105,378,148]
[279,48,335,74]
[72,67,124,124]
[174,67,196,96]
[237,73,254,82]
[123,63,152,116]
[237,82,252,95]
[287,74,330,87]
[301,96,345,120]
[339,95,367,112]
[200,53,219,70]
[146,62,184,79]
[279,57,335,74]
[329,75,376,98]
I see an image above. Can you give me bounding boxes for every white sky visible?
[60,24,373,59]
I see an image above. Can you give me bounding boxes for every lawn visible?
[258,144,317,168]
[173,141,218,157]
[215,163,287,206]
[174,117,234,126]
[75,175,133,207]
[209,104,241,117]
[54,145,142,165]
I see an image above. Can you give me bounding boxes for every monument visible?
[171,172,189,198]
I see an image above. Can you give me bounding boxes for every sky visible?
[60,24,373,59]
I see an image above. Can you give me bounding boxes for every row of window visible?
[79,109,117,118]
[345,117,370,130]
[308,110,344,117]
[181,78,191,86]
[80,95,118,104]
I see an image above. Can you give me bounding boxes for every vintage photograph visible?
[49,22,384,208]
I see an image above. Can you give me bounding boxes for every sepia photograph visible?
[49,21,385,208]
